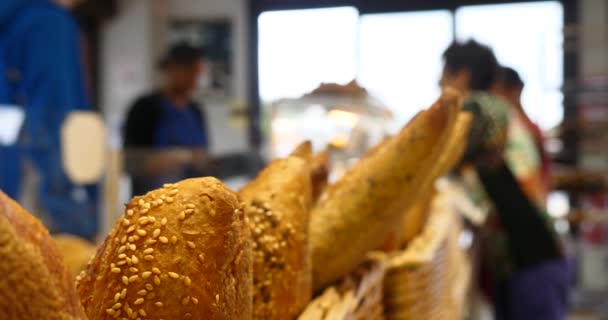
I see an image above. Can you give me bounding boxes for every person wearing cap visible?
[123,42,210,196]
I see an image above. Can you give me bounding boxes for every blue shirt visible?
[154,98,208,148]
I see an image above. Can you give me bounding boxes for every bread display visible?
[0,191,87,320]
[240,154,313,319]
[310,89,463,290]
[76,177,252,320]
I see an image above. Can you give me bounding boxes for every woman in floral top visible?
[440,40,568,320]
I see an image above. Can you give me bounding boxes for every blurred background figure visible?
[494,66,551,205]
[0,0,98,239]
[123,42,211,196]
[441,40,567,320]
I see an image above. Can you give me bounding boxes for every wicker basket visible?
[383,191,470,320]
[299,256,387,320]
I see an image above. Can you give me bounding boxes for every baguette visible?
[310,89,462,290]
[240,155,313,319]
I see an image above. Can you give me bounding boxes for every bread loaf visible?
[76,177,252,320]
[0,191,87,320]
[310,89,462,290]
[240,155,313,319]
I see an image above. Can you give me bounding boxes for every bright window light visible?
[456,1,564,130]
[258,7,359,103]
[358,11,453,131]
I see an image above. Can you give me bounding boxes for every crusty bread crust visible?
[240,156,313,319]
[76,177,252,320]
[0,191,87,320]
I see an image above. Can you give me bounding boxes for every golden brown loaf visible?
[53,234,97,278]
[76,177,252,320]
[240,155,313,319]
[0,191,87,320]
[310,89,462,290]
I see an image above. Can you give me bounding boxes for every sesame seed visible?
[216,294,219,303]
[121,236,127,244]
[169,188,179,195]
[137,290,147,296]
[186,204,195,209]
[118,253,127,259]
[133,235,140,241]
[145,239,157,245]
[154,276,161,285]
[129,244,136,251]
[141,271,152,279]
[192,297,199,305]
[143,248,154,254]
[186,241,196,249]
[137,229,147,236]
[145,283,153,291]
[197,254,205,264]
[168,272,179,279]
[106,308,115,315]
[185,209,194,214]
[183,276,191,286]
[178,212,186,220]
[160,195,167,200]
[144,255,154,261]
[210,209,216,216]
[182,296,190,305]
[117,260,126,266]
[171,236,178,244]
[156,199,163,205]
[159,236,168,244]
[126,226,135,233]
[122,276,129,285]
[152,229,161,238]
[113,302,122,309]
[141,208,149,214]
[155,302,163,307]
[144,202,151,209]
[123,219,130,226]
[149,217,156,223]
[111,268,121,273]
[134,298,144,305]
[152,267,161,274]
[139,309,147,317]
[128,236,135,243]
[161,218,168,226]
[147,292,156,299]
[129,275,140,283]
[138,199,145,206]
[131,255,139,264]
[118,245,126,253]
[114,292,121,302]
[121,288,127,298]
[127,209,134,216]
[163,183,173,188]
[166,197,174,203]
[125,257,132,265]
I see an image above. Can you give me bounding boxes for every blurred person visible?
[441,40,567,320]
[494,66,551,204]
[0,0,97,239]
[124,42,211,196]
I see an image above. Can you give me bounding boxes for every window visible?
[258,7,359,103]
[358,11,453,130]
[257,1,564,130]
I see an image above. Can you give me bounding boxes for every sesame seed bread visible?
[239,156,313,319]
[0,191,88,320]
[76,177,252,320]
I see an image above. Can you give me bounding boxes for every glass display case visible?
[266,81,393,180]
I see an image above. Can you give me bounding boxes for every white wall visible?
[101,0,154,149]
